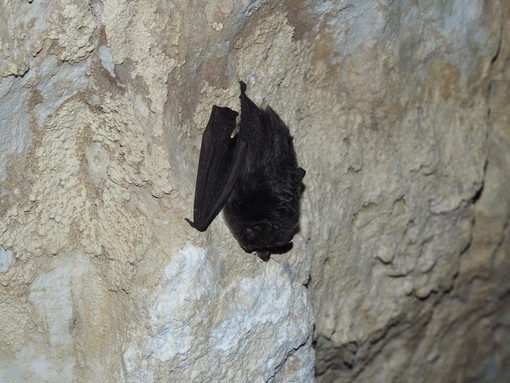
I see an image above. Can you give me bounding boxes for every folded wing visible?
[186,106,246,231]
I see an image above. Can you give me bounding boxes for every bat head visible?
[223,174,303,261]
[239,221,273,252]
[225,215,299,262]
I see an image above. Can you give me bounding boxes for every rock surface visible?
[0,1,508,382]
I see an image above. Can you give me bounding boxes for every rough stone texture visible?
[0,1,508,382]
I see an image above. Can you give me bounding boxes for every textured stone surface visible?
[0,0,509,382]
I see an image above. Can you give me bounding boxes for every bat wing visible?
[186,105,246,231]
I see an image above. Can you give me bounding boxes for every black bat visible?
[186,82,305,261]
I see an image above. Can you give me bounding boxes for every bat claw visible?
[185,218,206,232]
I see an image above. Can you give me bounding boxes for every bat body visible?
[186,82,305,261]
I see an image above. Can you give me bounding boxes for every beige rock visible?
[0,1,508,382]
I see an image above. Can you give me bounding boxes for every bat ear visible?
[257,250,271,262]
[296,167,306,182]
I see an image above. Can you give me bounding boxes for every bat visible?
[186,82,305,261]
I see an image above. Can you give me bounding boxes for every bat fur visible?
[186,82,305,261]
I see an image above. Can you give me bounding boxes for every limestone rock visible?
[0,1,508,382]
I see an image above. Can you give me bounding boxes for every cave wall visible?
[0,1,508,382]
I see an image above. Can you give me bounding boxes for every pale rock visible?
[0,247,14,272]
[0,1,509,382]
